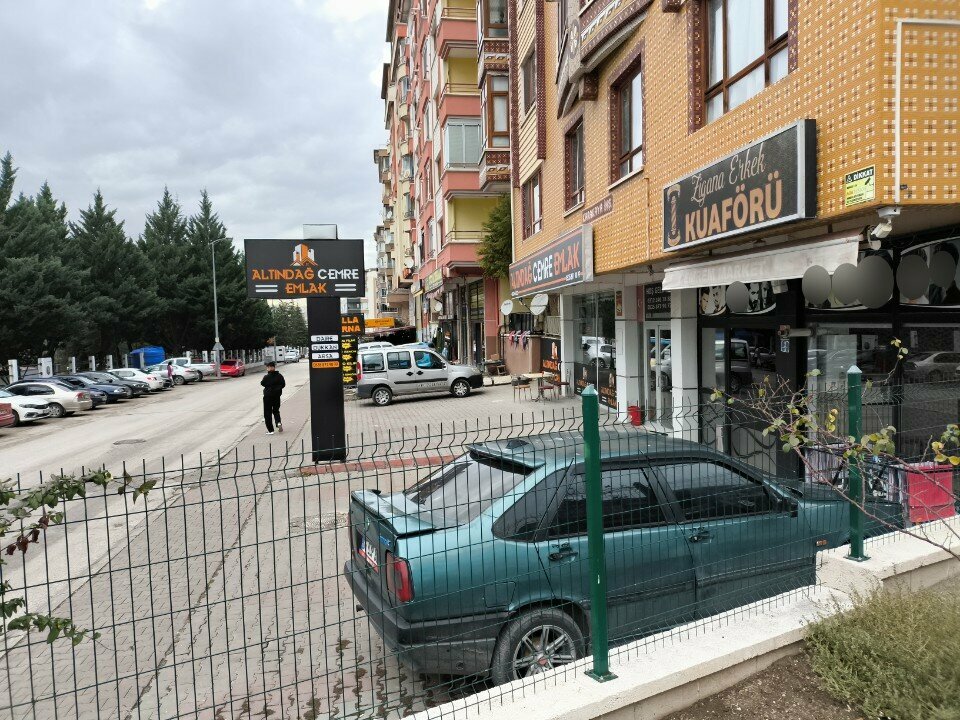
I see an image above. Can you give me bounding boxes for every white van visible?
[356,347,483,406]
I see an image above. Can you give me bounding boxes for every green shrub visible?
[807,586,960,720]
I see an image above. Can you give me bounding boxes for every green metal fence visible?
[0,380,956,718]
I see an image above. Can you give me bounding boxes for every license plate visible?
[358,537,378,569]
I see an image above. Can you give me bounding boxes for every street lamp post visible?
[210,237,227,378]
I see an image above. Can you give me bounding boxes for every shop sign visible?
[540,336,562,381]
[643,283,671,321]
[424,268,444,293]
[582,195,613,224]
[573,361,617,409]
[663,120,817,252]
[339,314,364,386]
[844,166,875,207]
[245,239,365,298]
[364,317,395,329]
[509,225,595,297]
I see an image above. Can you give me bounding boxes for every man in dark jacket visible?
[260,361,286,434]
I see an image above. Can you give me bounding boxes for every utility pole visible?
[211,237,226,378]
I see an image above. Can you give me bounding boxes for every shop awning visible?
[661,231,861,291]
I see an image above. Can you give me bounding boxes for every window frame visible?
[521,171,542,239]
[444,118,483,167]
[481,0,508,38]
[484,75,510,149]
[704,0,791,120]
[565,119,585,210]
[610,57,644,183]
[521,51,537,114]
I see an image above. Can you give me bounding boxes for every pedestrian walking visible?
[166,361,174,384]
[261,361,286,435]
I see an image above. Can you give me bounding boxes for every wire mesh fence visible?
[0,381,957,719]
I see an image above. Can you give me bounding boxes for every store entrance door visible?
[644,324,672,424]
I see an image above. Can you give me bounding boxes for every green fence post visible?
[582,385,616,682]
[846,365,869,561]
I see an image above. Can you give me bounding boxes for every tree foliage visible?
[269,302,308,347]
[0,151,272,365]
[477,194,512,279]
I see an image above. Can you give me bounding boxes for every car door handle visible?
[549,544,578,561]
[406,371,414,376]
[416,371,424,375]
[688,529,712,543]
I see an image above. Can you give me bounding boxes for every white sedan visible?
[0,388,52,425]
[111,367,166,391]
[145,364,200,386]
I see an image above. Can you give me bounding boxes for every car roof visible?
[467,428,718,468]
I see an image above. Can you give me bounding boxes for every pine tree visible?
[65,190,157,358]
[477,194,513,279]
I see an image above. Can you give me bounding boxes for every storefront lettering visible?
[664,120,815,252]
[510,227,593,297]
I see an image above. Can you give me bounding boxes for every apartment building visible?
[508,0,960,475]
[378,0,514,366]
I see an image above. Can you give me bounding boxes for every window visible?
[566,120,585,209]
[522,172,542,238]
[549,466,667,537]
[484,76,510,148]
[483,0,508,38]
[521,52,537,113]
[656,461,777,521]
[386,351,412,370]
[444,119,482,166]
[705,0,790,122]
[612,63,643,181]
[399,75,410,100]
[361,354,385,372]
[414,351,445,369]
[401,154,413,178]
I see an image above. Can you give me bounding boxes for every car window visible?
[361,353,384,372]
[655,461,776,522]
[404,451,533,526]
[548,465,667,537]
[386,351,411,370]
[492,470,567,542]
[34,385,55,395]
[414,351,444,370]
[731,343,749,360]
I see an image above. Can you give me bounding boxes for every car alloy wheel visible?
[491,608,583,685]
[173,376,185,386]
[372,387,392,406]
[49,403,65,418]
[451,379,471,398]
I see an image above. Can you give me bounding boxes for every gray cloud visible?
[1,0,387,264]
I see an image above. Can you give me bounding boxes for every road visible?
[0,362,310,485]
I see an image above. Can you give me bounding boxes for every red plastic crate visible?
[905,463,956,523]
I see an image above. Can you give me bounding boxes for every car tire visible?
[372,386,393,406]
[490,607,584,686]
[12,410,21,427]
[173,376,185,386]
[49,403,66,419]
[729,374,743,394]
[451,378,471,398]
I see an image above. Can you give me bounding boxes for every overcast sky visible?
[1,0,387,263]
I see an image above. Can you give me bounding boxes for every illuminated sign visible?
[244,239,365,298]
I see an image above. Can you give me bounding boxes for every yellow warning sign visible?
[844,166,875,207]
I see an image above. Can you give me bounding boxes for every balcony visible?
[437,6,477,59]
[479,147,511,191]
[444,229,484,244]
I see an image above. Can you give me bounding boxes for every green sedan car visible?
[346,429,902,684]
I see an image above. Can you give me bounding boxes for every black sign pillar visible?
[308,298,346,461]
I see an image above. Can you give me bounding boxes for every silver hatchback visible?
[356,348,483,406]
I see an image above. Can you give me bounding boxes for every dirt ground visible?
[665,573,960,720]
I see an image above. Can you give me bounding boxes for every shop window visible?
[507,312,535,333]
[704,0,790,122]
[565,120,585,209]
[611,59,644,182]
[522,171,542,238]
[575,292,617,408]
[522,51,537,113]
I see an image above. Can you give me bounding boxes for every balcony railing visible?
[443,230,485,244]
[440,6,476,20]
[439,82,481,101]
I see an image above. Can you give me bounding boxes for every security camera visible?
[869,206,900,247]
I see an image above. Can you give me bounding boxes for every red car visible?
[220,359,245,377]
[0,403,14,429]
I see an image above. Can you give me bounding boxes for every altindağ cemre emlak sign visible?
[244,238,365,298]
[663,120,817,252]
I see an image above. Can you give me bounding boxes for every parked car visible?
[165,356,216,380]
[656,338,752,393]
[77,371,149,397]
[356,347,483,406]
[0,402,15,429]
[3,381,94,417]
[582,338,614,368]
[53,375,132,403]
[220,359,246,377]
[145,363,200,386]
[346,430,903,684]
[0,389,52,425]
[110,367,166,391]
[284,349,301,363]
[901,351,960,382]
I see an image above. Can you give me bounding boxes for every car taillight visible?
[76,392,86,400]
[147,375,156,381]
[385,552,414,603]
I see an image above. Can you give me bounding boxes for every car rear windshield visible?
[403,451,533,526]
[222,360,237,365]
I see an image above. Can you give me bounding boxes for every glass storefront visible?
[574,292,616,408]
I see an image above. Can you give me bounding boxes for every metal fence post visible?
[847,365,869,561]
[582,385,616,682]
